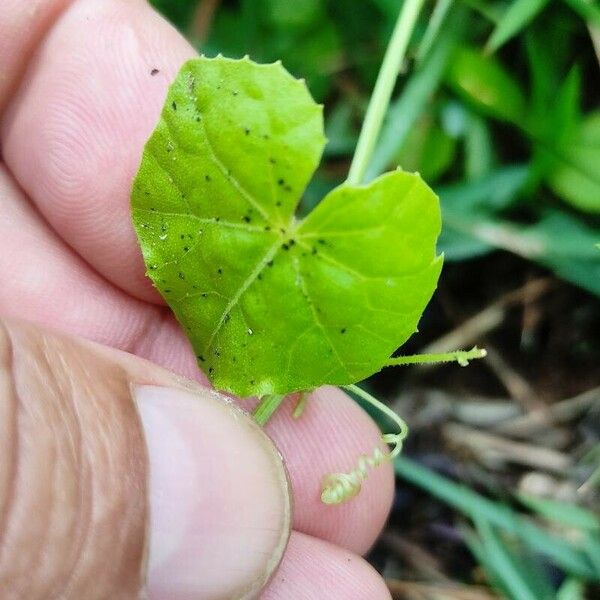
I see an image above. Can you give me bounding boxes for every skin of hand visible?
[0,1,395,598]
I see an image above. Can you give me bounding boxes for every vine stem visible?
[385,346,487,368]
[347,0,427,185]
[253,394,285,426]
[342,384,409,446]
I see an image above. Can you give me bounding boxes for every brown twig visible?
[420,278,553,356]
[482,345,543,412]
[443,423,572,474]
[189,0,220,45]
[492,386,600,438]
[386,579,500,600]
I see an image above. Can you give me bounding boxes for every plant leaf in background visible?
[467,518,556,600]
[394,456,599,580]
[485,0,551,54]
[445,46,526,123]
[545,111,600,213]
[132,57,442,397]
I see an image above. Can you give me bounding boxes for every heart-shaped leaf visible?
[132,57,442,397]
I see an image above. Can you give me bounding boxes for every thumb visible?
[0,319,291,599]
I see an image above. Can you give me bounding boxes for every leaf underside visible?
[132,56,442,397]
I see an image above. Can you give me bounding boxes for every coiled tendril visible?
[321,385,409,505]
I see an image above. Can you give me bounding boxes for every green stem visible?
[385,346,487,368]
[343,384,409,447]
[347,0,426,185]
[253,394,285,426]
[292,391,309,419]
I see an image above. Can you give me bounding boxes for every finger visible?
[0,166,203,380]
[0,0,70,112]
[265,388,395,555]
[1,0,196,301]
[0,165,394,554]
[262,531,392,600]
[0,318,290,599]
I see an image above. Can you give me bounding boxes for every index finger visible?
[1,0,195,302]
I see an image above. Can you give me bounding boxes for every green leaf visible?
[395,456,598,579]
[132,56,442,397]
[485,0,551,54]
[472,518,555,600]
[561,0,600,28]
[437,165,529,260]
[445,46,526,123]
[365,6,461,180]
[557,577,586,600]
[518,493,600,531]
[545,111,600,213]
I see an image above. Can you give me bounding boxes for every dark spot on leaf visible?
[264,226,271,231]
[183,246,189,252]
[205,174,211,182]
[257,273,263,280]
[201,293,208,298]
[196,116,201,122]
[267,260,274,267]
[242,215,251,223]
[312,247,317,255]
[217,268,222,274]
[215,217,220,222]
[224,314,230,323]
[178,272,185,280]
[197,355,205,362]
[232,91,238,96]
[164,289,171,293]
[281,243,289,251]
[172,101,177,111]
[262,134,270,140]
[244,127,250,135]
[318,239,326,245]
[214,349,220,356]
[289,239,295,246]
[209,367,214,374]
[340,328,346,334]
[150,68,159,76]
[250,379,255,385]
[269,157,276,164]
[180,234,185,239]
[277,178,284,186]
[276,201,282,207]
[284,185,292,192]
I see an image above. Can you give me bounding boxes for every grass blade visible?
[474,518,554,600]
[365,9,461,180]
[486,0,551,54]
[394,456,597,579]
[562,0,600,28]
[518,493,600,531]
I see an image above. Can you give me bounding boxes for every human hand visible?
[0,1,394,598]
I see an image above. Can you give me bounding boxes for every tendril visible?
[321,385,409,505]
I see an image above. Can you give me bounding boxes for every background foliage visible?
[150,1,599,598]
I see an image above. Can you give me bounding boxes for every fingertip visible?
[265,386,395,555]
[2,0,196,302]
[263,531,392,600]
